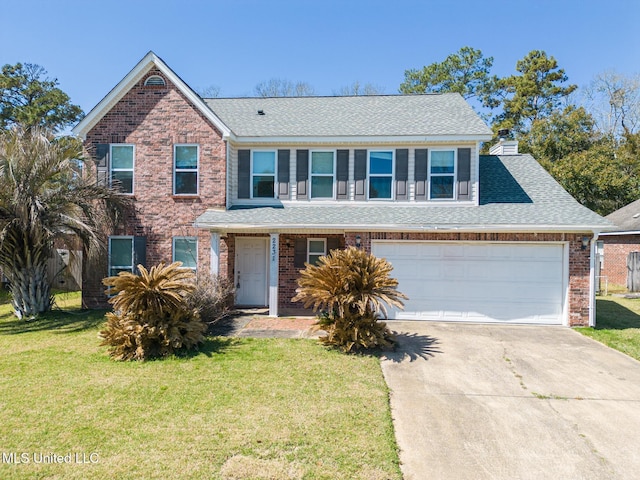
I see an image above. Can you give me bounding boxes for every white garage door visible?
[372,242,566,325]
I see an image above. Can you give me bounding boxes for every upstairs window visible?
[252,151,276,198]
[110,145,134,194]
[310,151,335,199]
[429,150,455,200]
[174,145,199,195]
[368,151,393,199]
[307,239,326,265]
[173,237,197,271]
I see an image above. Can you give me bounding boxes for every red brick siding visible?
[278,234,345,312]
[600,235,640,287]
[82,69,226,308]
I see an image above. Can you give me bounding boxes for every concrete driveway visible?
[381,322,640,480]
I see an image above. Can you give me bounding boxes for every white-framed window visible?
[310,151,335,199]
[110,144,134,194]
[429,149,456,200]
[108,236,134,277]
[251,150,276,198]
[173,237,197,271]
[368,151,393,199]
[307,238,326,265]
[174,144,199,195]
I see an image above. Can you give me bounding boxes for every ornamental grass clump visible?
[100,262,206,361]
[293,246,407,353]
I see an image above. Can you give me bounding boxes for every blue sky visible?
[1,0,639,115]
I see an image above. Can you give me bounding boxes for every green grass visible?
[576,296,640,361]
[0,294,401,480]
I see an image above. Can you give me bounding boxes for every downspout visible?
[224,137,230,209]
[588,231,600,327]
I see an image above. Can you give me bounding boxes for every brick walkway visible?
[209,311,322,338]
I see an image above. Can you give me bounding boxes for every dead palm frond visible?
[0,127,130,318]
[100,262,206,361]
[293,247,407,353]
[293,246,407,318]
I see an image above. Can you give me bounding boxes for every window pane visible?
[308,240,325,254]
[308,254,322,265]
[430,176,454,199]
[110,267,133,277]
[311,152,334,174]
[369,151,393,174]
[431,151,455,174]
[175,171,197,194]
[311,176,333,198]
[111,146,133,169]
[369,177,392,199]
[112,170,133,193]
[175,146,198,169]
[174,238,197,269]
[253,151,275,174]
[110,239,132,268]
[253,176,274,197]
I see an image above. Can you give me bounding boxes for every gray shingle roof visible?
[195,154,613,232]
[205,94,492,138]
[605,199,640,231]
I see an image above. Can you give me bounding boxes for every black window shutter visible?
[457,148,471,200]
[395,149,409,201]
[327,237,341,253]
[96,143,109,187]
[133,236,147,274]
[336,149,349,200]
[294,238,307,268]
[237,150,251,199]
[278,149,290,199]
[296,150,309,199]
[354,149,367,201]
[414,148,428,200]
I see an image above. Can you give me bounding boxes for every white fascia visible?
[193,222,609,233]
[229,134,493,145]
[599,230,640,236]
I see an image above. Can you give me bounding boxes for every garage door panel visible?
[373,242,565,325]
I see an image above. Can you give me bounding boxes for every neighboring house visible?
[599,199,640,290]
[72,52,612,327]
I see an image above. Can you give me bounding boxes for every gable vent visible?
[144,75,166,87]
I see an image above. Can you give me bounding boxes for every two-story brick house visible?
[72,52,612,326]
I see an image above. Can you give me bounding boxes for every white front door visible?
[235,237,268,306]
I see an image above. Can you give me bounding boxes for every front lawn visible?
[0,295,401,479]
[576,296,640,361]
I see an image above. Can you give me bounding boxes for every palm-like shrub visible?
[0,127,129,319]
[293,246,407,353]
[100,262,206,361]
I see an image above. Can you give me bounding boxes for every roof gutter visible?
[193,221,612,234]
[228,134,493,145]
[599,230,640,236]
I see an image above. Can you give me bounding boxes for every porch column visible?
[269,233,279,317]
[210,232,220,276]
